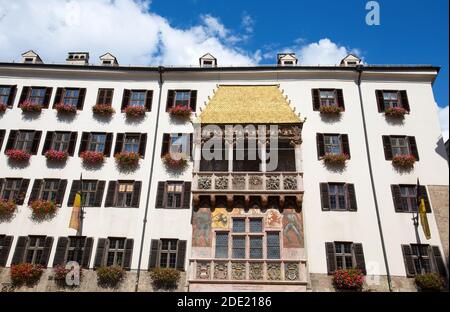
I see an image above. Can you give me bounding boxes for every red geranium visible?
[20,100,43,113]
[80,151,105,165]
[6,149,31,162]
[93,104,116,116]
[333,268,364,291]
[392,154,416,168]
[45,150,69,162]
[29,199,57,220]
[322,153,349,166]
[319,105,343,115]
[162,153,188,170]
[10,263,44,286]
[385,107,408,118]
[169,105,192,119]
[55,103,77,114]
[124,106,146,118]
[0,199,17,219]
[0,103,7,112]
[115,151,140,169]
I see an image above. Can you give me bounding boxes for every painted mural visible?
[192,208,212,247]
[282,209,303,248]
[265,209,282,228]
[212,208,228,228]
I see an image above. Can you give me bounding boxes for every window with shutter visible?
[0,178,29,204]
[0,235,13,267]
[97,88,114,105]
[106,237,126,267]
[0,130,5,152]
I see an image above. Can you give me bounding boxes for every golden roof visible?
[198,85,302,124]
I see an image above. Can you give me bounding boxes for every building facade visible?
[0,51,448,292]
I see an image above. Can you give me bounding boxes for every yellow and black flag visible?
[69,175,83,233]
[417,179,431,240]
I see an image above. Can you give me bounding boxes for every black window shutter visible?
[94,238,107,268]
[68,132,78,156]
[28,179,43,204]
[11,236,29,265]
[93,181,106,207]
[123,239,134,270]
[0,130,5,151]
[53,88,63,108]
[148,239,160,270]
[5,130,17,152]
[320,183,330,211]
[78,132,90,156]
[336,89,345,111]
[42,131,54,155]
[121,89,130,111]
[341,134,351,158]
[400,90,410,112]
[30,131,42,155]
[346,184,358,212]
[182,182,192,209]
[106,89,114,105]
[81,237,94,268]
[311,89,320,111]
[391,185,403,212]
[43,87,53,108]
[17,179,30,205]
[375,90,385,113]
[97,89,105,105]
[353,243,366,274]
[114,133,125,156]
[190,90,197,111]
[189,133,193,158]
[19,87,30,106]
[408,136,419,160]
[139,133,147,158]
[316,133,325,159]
[40,236,54,267]
[155,182,166,208]
[325,242,337,275]
[145,90,153,111]
[0,235,13,267]
[104,181,117,207]
[55,180,67,205]
[382,136,393,160]
[161,134,170,157]
[418,185,432,213]
[67,180,81,207]
[131,181,142,208]
[166,90,175,111]
[7,86,17,107]
[103,133,113,157]
[176,240,187,270]
[431,246,447,278]
[53,237,69,267]
[77,88,86,110]
[401,245,416,277]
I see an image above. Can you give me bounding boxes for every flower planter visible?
[169,105,192,119]
[0,103,7,112]
[150,268,181,290]
[92,104,116,116]
[55,103,77,114]
[333,269,364,292]
[96,266,125,288]
[53,265,83,287]
[124,106,146,118]
[385,107,408,118]
[415,273,444,292]
[392,154,416,169]
[162,153,188,170]
[322,153,349,166]
[5,149,31,162]
[20,101,43,113]
[10,263,44,286]
[115,151,140,169]
[29,200,57,220]
[0,199,17,219]
[45,150,69,162]
[80,151,105,165]
[319,105,343,116]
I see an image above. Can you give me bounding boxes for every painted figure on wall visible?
[265,209,282,228]
[192,208,212,247]
[212,208,228,228]
[282,210,303,248]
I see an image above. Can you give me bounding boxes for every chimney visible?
[66,52,90,65]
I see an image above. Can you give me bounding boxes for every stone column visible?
[259,142,267,172]
[227,140,234,172]
[295,144,302,172]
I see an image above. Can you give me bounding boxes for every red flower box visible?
[45,150,69,162]
[6,149,31,162]
[162,153,188,170]
[93,104,116,116]
[20,100,43,113]
[115,151,140,169]
[53,264,83,287]
[0,199,17,219]
[322,153,349,166]
[96,266,125,288]
[385,107,408,118]
[124,106,146,118]
[10,263,44,286]
[169,105,193,119]
[80,151,105,165]
[319,105,343,115]
[29,199,57,220]
[392,154,416,168]
[333,268,364,291]
[0,103,7,112]
[55,103,77,114]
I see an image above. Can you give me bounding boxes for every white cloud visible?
[438,105,449,141]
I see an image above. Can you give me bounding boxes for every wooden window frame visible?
[328,183,347,211]
[323,134,343,155]
[27,87,47,105]
[106,238,126,267]
[319,89,338,107]
[159,239,179,269]
[14,130,35,152]
[88,133,107,153]
[334,242,355,270]
[115,182,135,208]
[0,86,12,106]
[25,236,46,265]
[96,88,114,106]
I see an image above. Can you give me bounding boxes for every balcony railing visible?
[189,259,308,284]
[192,172,304,193]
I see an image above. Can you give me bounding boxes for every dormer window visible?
[283,60,294,66]
[103,60,112,65]
[199,53,217,67]
[203,60,213,67]
[24,58,34,63]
